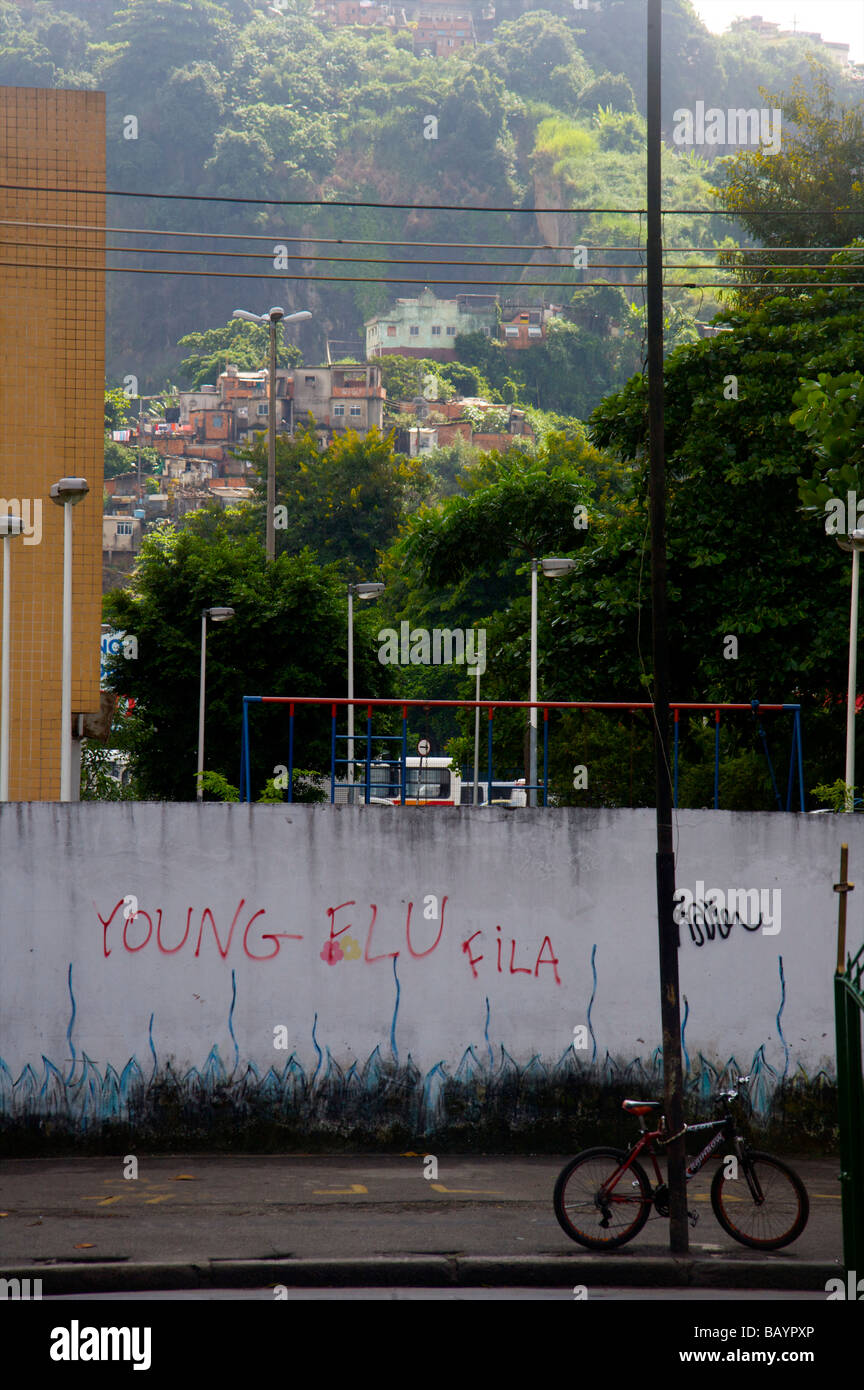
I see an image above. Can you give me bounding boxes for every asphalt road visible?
[0,1153,843,1295]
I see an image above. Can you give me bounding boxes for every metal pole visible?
[473,666,480,805]
[137,397,143,502]
[846,546,859,811]
[347,587,354,802]
[0,533,11,800]
[267,315,278,563]
[197,611,207,801]
[529,558,538,808]
[59,501,73,801]
[647,0,687,1254]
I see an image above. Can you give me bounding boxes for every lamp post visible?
[529,556,575,807]
[838,529,864,810]
[197,606,235,801]
[347,581,385,802]
[49,477,89,801]
[0,513,24,801]
[231,307,311,562]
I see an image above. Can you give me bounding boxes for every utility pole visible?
[647,0,688,1254]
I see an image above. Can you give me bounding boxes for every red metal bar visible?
[258,697,791,711]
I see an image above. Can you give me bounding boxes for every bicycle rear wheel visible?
[710,1151,809,1250]
[553,1146,652,1250]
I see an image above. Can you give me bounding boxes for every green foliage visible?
[177,318,303,389]
[102,520,396,800]
[810,779,856,812]
[715,61,864,295]
[240,424,430,577]
[791,371,864,512]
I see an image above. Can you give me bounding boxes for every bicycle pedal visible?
[687,1209,699,1228]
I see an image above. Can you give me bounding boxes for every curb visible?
[2,1256,838,1295]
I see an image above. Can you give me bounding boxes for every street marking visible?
[428,1184,506,1194]
[312,1184,368,1195]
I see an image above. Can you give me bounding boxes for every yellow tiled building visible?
[0,87,105,799]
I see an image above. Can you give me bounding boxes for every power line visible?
[3,259,863,291]
[2,219,859,258]
[4,237,852,273]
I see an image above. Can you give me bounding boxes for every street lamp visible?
[347,581,385,802]
[49,477,89,801]
[197,606,235,802]
[0,513,24,801]
[529,556,576,807]
[837,529,864,810]
[231,307,312,563]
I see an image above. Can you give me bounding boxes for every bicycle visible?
[553,1076,809,1250]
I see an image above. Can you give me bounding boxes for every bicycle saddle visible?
[622,1099,662,1114]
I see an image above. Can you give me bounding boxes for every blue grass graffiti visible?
[0,959,835,1142]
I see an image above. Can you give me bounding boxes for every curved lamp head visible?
[836,529,864,554]
[50,477,89,507]
[0,514,25,536]
[540,556,576,579]
[352,582,385,600]
[205,607,235,622]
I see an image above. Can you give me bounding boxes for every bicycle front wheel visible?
[710,1151,809,1250]
[553,1146,652,1250]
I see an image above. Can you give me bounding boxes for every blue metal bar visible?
[365,707,372,804]
[751,699,782,811]
[542,708,549,807]
[243,698,252,803]
[288,702,294,805]
[795,707,805,812]
[401,707,407,805]
[239,698,247,802]
[673,707,679,809]
[487,707,494,800]
[713,710,720,810]
[785,718,794,812]
[330,704,336,805]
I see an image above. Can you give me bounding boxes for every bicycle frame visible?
[599,1110,766,1209]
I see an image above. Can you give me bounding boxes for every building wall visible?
[0,805,843,1137]
[0,88,105,799]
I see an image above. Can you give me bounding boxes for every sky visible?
[690,0,864,65]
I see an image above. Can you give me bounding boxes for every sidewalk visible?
[0,1154,842,1294]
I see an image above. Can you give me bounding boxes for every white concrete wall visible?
[0,806,850,1109]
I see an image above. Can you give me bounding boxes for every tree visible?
[241,424,430,577]
[381,435,599,634]
[792,370,864,515]
[176,318,302,389]
[715,60,864,292]
[102,519,395,800]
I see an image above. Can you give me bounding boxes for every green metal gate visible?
[834,843,864,1273]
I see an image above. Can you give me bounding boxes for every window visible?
[349,405,362,416]
[446,326,456,336]
[305,375,316,384]
[504,326,519,336]
[431,325,442,336]
[333,404,345,417]
[211,414,223,427]
[387,325,396,337]
[116,522,133,535]
[409,325,420,336]
[528,326,542,337]
[257,404,268,416]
